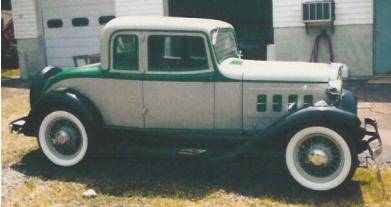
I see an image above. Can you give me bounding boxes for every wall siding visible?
[41,0,114,67]
[274,25,373,76]
[115,0,164,16]
[11,0,39,39]
[273,0,373,28]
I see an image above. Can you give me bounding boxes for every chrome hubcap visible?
[308,149,328,166]
[296,135,343,180]
[47,119,82,156]
[54,130,71,145]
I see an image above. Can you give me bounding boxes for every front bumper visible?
[9,117,27,134]
[361,118,382,160]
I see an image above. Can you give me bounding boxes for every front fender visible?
[30,66,62,107]
[23,88,103,137]
[254,106,362,147]
[209,106,362,162]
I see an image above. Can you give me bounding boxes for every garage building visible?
[11,0,391,79]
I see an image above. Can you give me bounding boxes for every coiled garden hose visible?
[309,30,334,63]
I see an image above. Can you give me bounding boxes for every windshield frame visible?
[211,28,239,64]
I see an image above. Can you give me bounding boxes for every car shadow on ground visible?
[11,148,365,205]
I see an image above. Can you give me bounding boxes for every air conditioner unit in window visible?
[303,1,335,33]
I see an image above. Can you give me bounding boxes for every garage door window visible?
[99,16,115,25]
[113,35,139,70]
[148,35,208,72]
[47,19,63,28]
[72,17,89,27]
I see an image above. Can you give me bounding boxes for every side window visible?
[148,35,209,72]
[304,95,314,107]
[273,95,283,112]
[112,35,139,70]
[257,95,267,112]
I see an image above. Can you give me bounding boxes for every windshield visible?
[212,30,238,63]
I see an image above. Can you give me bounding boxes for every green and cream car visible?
[10,17,381,191]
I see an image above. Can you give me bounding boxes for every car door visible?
[142,32,215,129]
[103,31,145,128]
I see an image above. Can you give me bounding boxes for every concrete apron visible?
[359,129,391,165]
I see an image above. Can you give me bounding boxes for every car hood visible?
[218,58,346,82]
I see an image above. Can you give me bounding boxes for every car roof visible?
[103,16,233,33]
[100,16,233,70]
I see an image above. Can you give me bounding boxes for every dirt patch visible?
[1,167,29,205]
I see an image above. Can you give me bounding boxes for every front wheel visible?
[285,126,357,191]
[38,111,88,167]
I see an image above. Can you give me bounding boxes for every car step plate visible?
[177,148,207,157]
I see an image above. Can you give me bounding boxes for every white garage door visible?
[41,0,114,68]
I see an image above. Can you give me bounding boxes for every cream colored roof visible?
[100,16,233,70]
[104,16,232,33]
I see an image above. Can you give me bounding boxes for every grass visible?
[2,77,391,206]
[1,68,20,79]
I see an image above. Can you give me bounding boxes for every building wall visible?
[12,0,167,79]
[17,38,47,78]
[272,0,374,77]
[274,25,372,77]
[115,0,166,16]
[11,0,39,39]
[273,0,373,27]
[11,0,46,79]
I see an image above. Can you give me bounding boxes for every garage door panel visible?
[44,26,102,39]
[43,5,114,20]
[41,0,113,9]
[47,58,75,68]
[42,0,114,67]
[46,46,100,59]
[45,38,100,48]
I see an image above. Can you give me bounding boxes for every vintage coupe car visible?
[11,17,381,191]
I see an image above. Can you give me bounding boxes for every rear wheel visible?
[38,111,88,167]
[285,126,357,191]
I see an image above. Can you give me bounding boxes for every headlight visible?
[327,80,342,96]
[326,80,342,105]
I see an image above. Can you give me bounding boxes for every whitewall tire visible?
[39,111,88,167]
[285,126,353,191]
